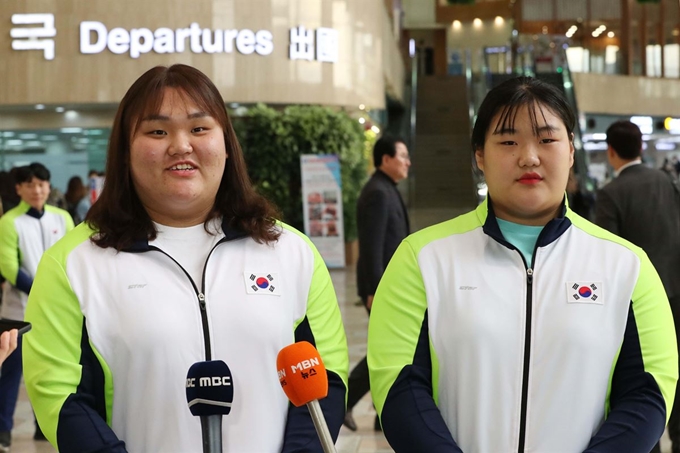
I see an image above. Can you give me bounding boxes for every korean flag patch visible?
[566,281,603,305]
[244,272,281,296]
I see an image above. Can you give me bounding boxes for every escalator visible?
[407,51,479,230]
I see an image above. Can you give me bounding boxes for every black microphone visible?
[186,361,234,453]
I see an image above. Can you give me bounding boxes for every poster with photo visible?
[300,154,345,268]
[89,176,105,204]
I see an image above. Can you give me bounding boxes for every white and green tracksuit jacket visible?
[23,220,348,453]
[368,198,678,453]
[0,200,73,320]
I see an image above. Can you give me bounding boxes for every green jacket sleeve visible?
[0,212,21,285]
[282,226,348,451]
[23,230,125,451]
[586,252,678,452]
[368,239,460,451]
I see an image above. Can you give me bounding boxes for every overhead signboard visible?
[10,13,338,63]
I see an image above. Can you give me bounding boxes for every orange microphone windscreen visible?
[276,341,328,407]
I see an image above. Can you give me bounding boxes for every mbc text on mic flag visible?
[186,360,234,416]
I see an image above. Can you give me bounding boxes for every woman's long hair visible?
[86,64,280,250]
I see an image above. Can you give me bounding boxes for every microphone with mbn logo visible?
[186,360,233,453]
[276,341,337,453]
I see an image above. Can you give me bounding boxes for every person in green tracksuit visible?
[0,163,73,451]
[22,64,348,453]
[368,77,678,453]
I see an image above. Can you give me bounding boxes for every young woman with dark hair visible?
[23,64,348,453]
[368,77,677,453]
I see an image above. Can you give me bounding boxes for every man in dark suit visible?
[344,135,411,432]
[595,120,680,453]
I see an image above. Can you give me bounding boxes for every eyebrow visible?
[141,111,210,122]
[492,124,559,136]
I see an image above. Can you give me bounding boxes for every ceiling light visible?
[60,127,83,133]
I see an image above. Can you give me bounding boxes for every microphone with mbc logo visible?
[186,360,233,453]
[277,341,337,453]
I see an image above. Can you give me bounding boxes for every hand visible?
[367,295,374,311]
[0,329,18,365]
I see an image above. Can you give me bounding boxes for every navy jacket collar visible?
[482,196,572,250]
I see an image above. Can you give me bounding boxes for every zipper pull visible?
[198,293,206,310]
[527,268,534,284]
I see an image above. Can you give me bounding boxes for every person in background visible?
[46,186,67,211]
[0,171,19,290]
[23,64,348,453]
[0,171,19,215]
[368,77,677,452]
[0,163,74,451]
[595,120,680,453]
[662,157,675,177]
[0,330,17,367]
[566,169,595,221]
[64,176,91,225]
[344,135,410,432]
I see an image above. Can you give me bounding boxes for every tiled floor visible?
[8,263,674,452]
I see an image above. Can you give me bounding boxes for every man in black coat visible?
[595,120,680,453]
[344,135,410,431]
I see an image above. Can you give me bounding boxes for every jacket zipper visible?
[491,208,556,451]
[197,292,210,360]
[149,238,229,361]
[517,265,533,452]
[39,218,47,252]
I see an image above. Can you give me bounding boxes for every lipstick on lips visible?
[518,172,542,185]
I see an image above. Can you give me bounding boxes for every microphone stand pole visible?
[200,415,223,453]
[306,400,337,453]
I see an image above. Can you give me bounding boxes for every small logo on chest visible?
[566,282,603,305]
[244,272,281,296]
[128,284,147,290]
